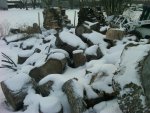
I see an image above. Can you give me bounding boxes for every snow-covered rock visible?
[73,50,86,67]
[62,78,86,113]
[106,28,125,40]
[82,31,106,46]
[39,96,63,113]
[85,45,103,62]
[1,73,31,110]
[29,53,67,82]
[113,43,150,113]
[56,30,87,56]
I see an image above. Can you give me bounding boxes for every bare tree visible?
[20,0,28,10]
[41,0,53,8]
[101,0,133,16]
[31,0,37,9]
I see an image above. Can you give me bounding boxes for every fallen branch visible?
[0,52,17,71]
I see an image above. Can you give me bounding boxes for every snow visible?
[84,21,98,27]
[0,8,44,29]
[18,49,34,57]
[24,53,46,67]
[82,31,108,54]
[59,30,86,49]
[21,37,37,48]
[93,99,122,113]
[84,85,98,99]
[73,50,83,54]
[115,44,150,89]
[0,9,79,37]
[83,21,98,29]
[5,73,31,91]
[5,33,26,42]
[100,26,109,32]
[92,81,113,94]
[48,53,66,60]
[66,9,79,26]
[85,45,99,56]
[49,49,69,58]
[71,79,84,98]
[39,96,62,113]
[0,7,146,113]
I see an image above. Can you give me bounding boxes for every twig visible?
[1,60,14,64]
[0,52,17,71]
[0,65,17,71]
[1,52,17,67]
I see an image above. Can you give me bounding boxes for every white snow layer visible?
[48,53,66,60]
[85,45,99,56]
[115,44,150,89]
[82,31,108,54]
[39,96,62,113]
[1,8,148,113]
[5,73,31,91]
[59,30,86,49]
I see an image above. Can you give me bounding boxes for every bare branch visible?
[1,52,17,67]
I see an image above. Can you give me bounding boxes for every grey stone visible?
[38,80,54,97]
[75,25,92,37]
[29,58,67,82]
[18,56,29,64]
[106,28,125,40]
[85,46,103,62]
[1,81,28,111]
[139,51,150,107]
[73,50,86,67]
[62,79,87,113]
[113,44,150,113]
[55,35,78,57]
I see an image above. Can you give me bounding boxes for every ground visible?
[0,8,143,113]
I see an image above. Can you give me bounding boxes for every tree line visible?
[19,0,133,16]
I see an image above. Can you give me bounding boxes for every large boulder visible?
[84,70,117,108]
[56,31,86,57]
[75,25,92,37]
[85,45,103,62]
[1,73,30,111]
[73,50,86,67]
[106,28,125,40]
[113,44,150,113]
[43,8,61,29]
[38,80,54,97]
[62,78,87,113]
[29,53,67,82]
[82,31,108,51]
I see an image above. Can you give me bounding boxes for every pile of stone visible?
[2,7,150,113]
[10,23,41,35]
[0,28,113,113]
[113,44,150,113]
[76,7,106,35]
[43,7,72,30]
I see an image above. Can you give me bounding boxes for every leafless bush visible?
[0,52,17,71]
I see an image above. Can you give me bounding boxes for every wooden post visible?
[38,12,40,27]
[74,11,76,27]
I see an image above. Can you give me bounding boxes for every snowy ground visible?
[0,8,144,113]
[0,31,123,113]
[0,8,78,37]
[0,8,123,113]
